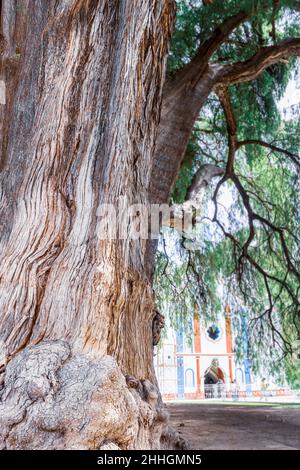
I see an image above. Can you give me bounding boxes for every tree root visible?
[0,340,188,450]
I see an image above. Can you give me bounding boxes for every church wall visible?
[154,311,291,400]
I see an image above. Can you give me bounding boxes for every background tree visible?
[0,0,299,450]
[155,0,300,389]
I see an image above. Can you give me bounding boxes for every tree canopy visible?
[154,0,300,387]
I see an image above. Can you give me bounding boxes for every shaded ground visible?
[168,401,300,450]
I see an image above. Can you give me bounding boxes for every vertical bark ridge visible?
[0,0,175,379]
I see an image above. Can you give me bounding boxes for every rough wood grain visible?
[0,1,175,381]
[0,1,179,449]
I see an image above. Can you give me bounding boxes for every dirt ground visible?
[168,402,300,450]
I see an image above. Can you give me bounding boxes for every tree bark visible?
[2,0,298,451]
[0,0,183,450]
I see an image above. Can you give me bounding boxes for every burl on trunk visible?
[0,0,184,450]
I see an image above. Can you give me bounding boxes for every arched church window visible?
[185,368,195,388]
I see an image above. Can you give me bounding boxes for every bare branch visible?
[207,82,300,353]
[238,139,300,169]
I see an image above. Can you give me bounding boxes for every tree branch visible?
[216,38,300,86]
[215,85,237,175]
[161,163,223,231]
[210,82,300,343]
[149,9,249,204]
[172,10,249,88]
[151,10,300,205]
[187,163,224,201]
[238,139,300,169]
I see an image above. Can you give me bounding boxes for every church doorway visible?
[204,359,225,398]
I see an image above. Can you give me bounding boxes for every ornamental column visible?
[194,304,203,398]
[225,304,233,383]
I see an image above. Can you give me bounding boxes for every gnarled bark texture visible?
[0,0,185,450]
[0,0,174,373]
[0,341,185,450]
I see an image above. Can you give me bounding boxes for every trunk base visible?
[0,341,187,450]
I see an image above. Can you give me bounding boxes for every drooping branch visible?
[209,84,300,349]
[238,140,300,169]
[153,1,300,359]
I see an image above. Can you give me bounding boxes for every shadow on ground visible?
[168,402,300,450]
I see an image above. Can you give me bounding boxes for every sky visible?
[278,75,300,115]
[210,74,300,231]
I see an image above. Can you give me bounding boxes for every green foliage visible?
[172,138,197,203]
[169,1,300,73]
[154,229,223,330]
[155,0,300,387]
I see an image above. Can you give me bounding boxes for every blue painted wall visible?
[241,311,252,395]
[176,324,185,399]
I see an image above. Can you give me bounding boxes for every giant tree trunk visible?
[0,0,184,450]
